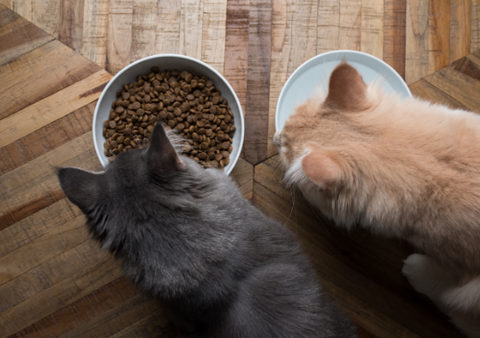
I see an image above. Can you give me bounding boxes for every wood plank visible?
[155,0,181,54]
[0,40,101,120]
[0,5,53,66]
[0,133,101,229]
[9,0,60,38]
[244,0,272,165]
[267,0,318,158]
[450,0,471,62]
[0,102,95,176]
[59,0,84,52]
[424,54,480,113]
[82,0,109,67]
[405,0,429,84]
[473,0,480,52]
[9,277,138,338]
[179,0,204,59]
[224,0,249,114]
[201,0,227,74]
[338,0,361,50]
[130,0,157,62]
[253,181,462,338]
[428,0,450,74]
[383,0,406,79]
[360,0,384,59]
[409,79,470,110]
[106,0,132,74]
[0,255,121,337]
[107,310,171,338]
[0,70,111,148]
[230,157,253,201]
[317,0,340,54]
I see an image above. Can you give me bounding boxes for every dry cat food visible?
[102,67,236,169]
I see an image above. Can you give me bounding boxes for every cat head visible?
[58,123,216,251]
[274,62,384,227]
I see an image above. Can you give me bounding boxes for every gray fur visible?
[58,124,357,338]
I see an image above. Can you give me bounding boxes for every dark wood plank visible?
[0,39,102,120]
[0,102,95,176]
[409,78,470,110]
[383,0,406,79]
[59,0,85,51]
[244,0,272,165]
[0,5,54,66]
[224,0,249,115]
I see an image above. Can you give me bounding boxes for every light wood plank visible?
[0,70,111,148]
[405,0,429,84]
[450,0,471,62]
[317,0,340,54]
[0,40,101,120]
[106,0,132,74]
[361,0,384,59]
[82,0,109,67]
[130,0,157,62]
[179,0,204,59]
[383,0,406,79]
[473,0,480,52]
[201,0,227,74]
[10,0,60,38]
[338,0,361,50]
[59,0,84,51]
[428,0,450,74]
[0,4,53,66]
[156,0,181,54]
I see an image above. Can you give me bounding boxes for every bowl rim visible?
[93,53,245,175]
[274,49,413,132]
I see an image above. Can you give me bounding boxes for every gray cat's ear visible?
[325,62,367,111]
[147,123,184,176]
[301,148,343,191]
[58,167,101,213]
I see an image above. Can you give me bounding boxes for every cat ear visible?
[58,167,100,213]
[147,123,184,176]
[325,62,367,111]
[301,149,342,191]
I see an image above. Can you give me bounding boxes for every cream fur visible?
[277,63,480,337]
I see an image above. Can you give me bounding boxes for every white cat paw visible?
[402,253,453,300]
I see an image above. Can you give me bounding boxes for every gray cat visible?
[58,123,357,338]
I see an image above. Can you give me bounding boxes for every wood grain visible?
[0,40,101,120]
[383,0,406,79]
[361,0,384,59]
[230,157,253,201]
[0,70,111,148]
[0,4,53,66]
[201,0,227,74]
[179,0,204,59]
[106,0,132,74]
[130,0,157,62]
[473,0,480,52]
[317,0,340,54]
[339,0,361,50]
[59,0,84,51]
[224,0,249,114]
[450,0,471,62]
[405,0,429,84]
[409,79,469,110]
[0,102,95,176]
[244,0,272,165]
[155,0,181,55]
[81,0,109,67]
[428,0,450,74]
[8,0,61,38]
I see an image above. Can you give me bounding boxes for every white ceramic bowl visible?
[93,54,245,175]
[275,50,412,131]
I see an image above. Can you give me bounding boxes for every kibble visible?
[102,67,236,168]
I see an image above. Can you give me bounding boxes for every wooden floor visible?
[0,1,479,337]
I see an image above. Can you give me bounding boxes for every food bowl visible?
[93,54,245,175]
[275,50,412,131]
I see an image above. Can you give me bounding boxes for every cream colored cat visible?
[274,62,480,337]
